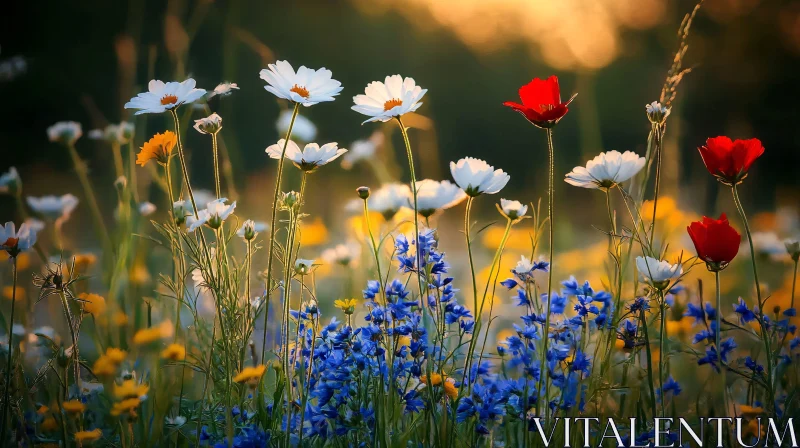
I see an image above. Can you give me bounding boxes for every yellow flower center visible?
[384,98,403,111]
[290,85,310,98]
[160,94,179,105]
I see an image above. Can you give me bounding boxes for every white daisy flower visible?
[138,202,157,217]
[341,131,383,169]
[265,139,347,172]
[47,121,82,145]
[276,110,317,142]
[193,113,223,135]
[351,75,427,124]
[294,258,316,275]
[499,199,528,221]
[259,60,342,107]
[369,183,412,219]
[749,232,789,261]
[27,194,79,222]
[321,242,360,267]
[207,82,239,98]
[411,179,466,218]
[635,256,682,286]
[0,221,38,255]
[124,79,206,115]
[450,157,510,197]
[23,218,45,233]
[186,198,236,232]
[565,150,645,190]
[237,219,267,241]
[0,167,20,195]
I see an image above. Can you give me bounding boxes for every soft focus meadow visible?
[1,1,800,447]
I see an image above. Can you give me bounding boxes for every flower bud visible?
[786,240,800,262]
[279,191,301,210]
[56,345,69,367]
[357,186,370,200]
[645,101,670,125]
[193,113,223,135]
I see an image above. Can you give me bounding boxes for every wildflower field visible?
[1,1,800,447]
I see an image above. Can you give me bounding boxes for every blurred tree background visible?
[0,0,798,244]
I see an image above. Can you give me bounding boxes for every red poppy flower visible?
[687,213,741,271]
[503,76,576,129]
[698,136,764,185]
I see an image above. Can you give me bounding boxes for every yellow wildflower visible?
[298,218,328,246]
[62,399,86,414]
[233,364,267,387]
[72,253,97,272]
[137,131,177,166]
[113,311,129,326]
[161,343,186,361]
[110,398,141,417]
[420,373,443,386]
[334,298,358,314]
[74,428,102,443]
[92,356,117,377]
[443,378,459,399]
[41,416,58,432]
[105,347,127,363]
[113,380,149,400]
[78,293,107,317]
[739,404,764,417]
[133,321,173,345]
[3,286,25,301]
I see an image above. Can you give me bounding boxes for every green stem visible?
[66,142,113,256]
[127,140,140,204]
[649,124,663,243]
[362,200,386,306]
[731,183,774,410]
[212,133,221,199]
[464,197,478,314]
[791,259,798,312]
[539,128,556,418]
[715,270,728,416]
[658,290,667,419]
[260,102,299,366]
[0,256,17,443]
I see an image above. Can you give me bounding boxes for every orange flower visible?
[133,321,173,345]
[136,131,176,166]
[79,293,106,317]
[420,373,443,386]
[443,378,459,399]
[110,398,141,417]
[113,311,129,326]
[74,428,102,443]
[161,343,186,361]
[41,416,58,432]
[62,399,86,414]
[233,365,267,387]
[113,380,149,400]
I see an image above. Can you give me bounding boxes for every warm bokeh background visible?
[1,0,798,293]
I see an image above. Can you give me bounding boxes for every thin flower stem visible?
[649,124,663,243]
[169,109,201,215]
[127,140,140,204]
[731,183,775,408]
[464,197,478,312]
[212,133,221,199]
[66,142,113,256]
[791,259,798,312]
[111,142,125,178]
[362,200,386,306]
[57,289,81,395]
[260,102,299,366]
[658,290,667,419]
[195,322,217,444]
[715,270,728,416]
[640,308,658,418]
[539,128,556,419]
[0,256,17,443]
